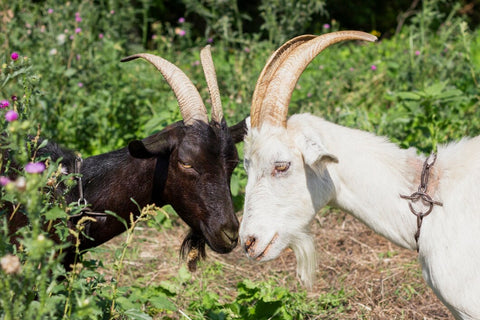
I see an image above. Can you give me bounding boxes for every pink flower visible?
[99,33,104,39]
[178,17,185,23]
[175,28,186,36]
[244,47,250,53]
[48,8,54,14]
[25,162,45,174]
[323,24,330,29]
[75,28,81,34]
[75,16,82,22]
[371,65,377,71]
[415,50,421,56]
[0,176,11,186]
[78,82,84,87]
[0,100,9,108]
[11,95,17,101]
[207,37,213,43]
[11,52,19,60]
[5,110,18,122]
[110,10,115,14]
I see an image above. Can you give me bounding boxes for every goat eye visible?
[179,161,193,169]
[273,161,290,175]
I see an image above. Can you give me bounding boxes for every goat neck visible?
[293,115,421,249]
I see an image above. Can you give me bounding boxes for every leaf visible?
[395,91,421,100]
[423,82,446,97]
[64,68,77,77]
[122,309,153,320]
[149,295,177,311]
[45,207,68,220]
[177,265,191,282]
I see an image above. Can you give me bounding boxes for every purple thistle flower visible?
[371,65,377,71]
[415,50,421,56]
[0,100,9,108]
[0,176,11,186]
[5,110,18,122]
[99,33,104,39]
[179,29,186,36]
[75,16,82,22]
[11,95,17,101]
[323,24,330,29]
[78,82,84,87]
[178,17,185,23]
[11,52,19,61]
[207,37,213,44]
[25,162,45,174]
[48,8,54,14]
[75,27,81,34]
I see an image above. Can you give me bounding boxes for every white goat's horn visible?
[250,35,316,128]
[121,53,208,125]
[252,31,377,128]
[200,45,223,123]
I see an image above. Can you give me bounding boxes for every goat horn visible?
[121,53,208,125]
[250,35,317,128]
[252,31,377,128]
[200,45,223,123]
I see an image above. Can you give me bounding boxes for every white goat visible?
[239,31,480,320]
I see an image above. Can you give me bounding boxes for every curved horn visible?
[121,53,208,125]
[252,31,377,128]
[200,45,223,123]
[250,35,317,128]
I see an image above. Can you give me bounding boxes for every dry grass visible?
[89,209,454,320]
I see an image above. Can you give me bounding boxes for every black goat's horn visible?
[251,31,377,128]
[200,45,223,123]
[121,53,208,125]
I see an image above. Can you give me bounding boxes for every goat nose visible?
[244,236,256,255]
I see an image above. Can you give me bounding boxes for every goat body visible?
[4,46,247,270]
[241,115,480,319]
[239,31,479,319]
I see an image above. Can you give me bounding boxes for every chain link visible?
[400,153,443,250]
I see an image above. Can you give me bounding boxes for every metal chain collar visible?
[69,156,106,219]
[400,153,443,251]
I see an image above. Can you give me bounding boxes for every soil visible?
[90,208,454,320]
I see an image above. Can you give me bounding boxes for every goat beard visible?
[180,230,206,272]
[290,232,317,289]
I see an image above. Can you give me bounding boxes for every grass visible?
[90,209,454,319]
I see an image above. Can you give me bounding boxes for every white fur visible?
[239,113,480,320]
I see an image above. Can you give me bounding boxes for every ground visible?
[89,208,454,320]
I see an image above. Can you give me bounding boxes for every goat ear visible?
[228,117,249,144]
[129,127,182,159]
[296,134,338,167]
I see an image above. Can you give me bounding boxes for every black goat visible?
[3,46,247,270]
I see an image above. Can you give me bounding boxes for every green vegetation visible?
[1,0,478,318]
